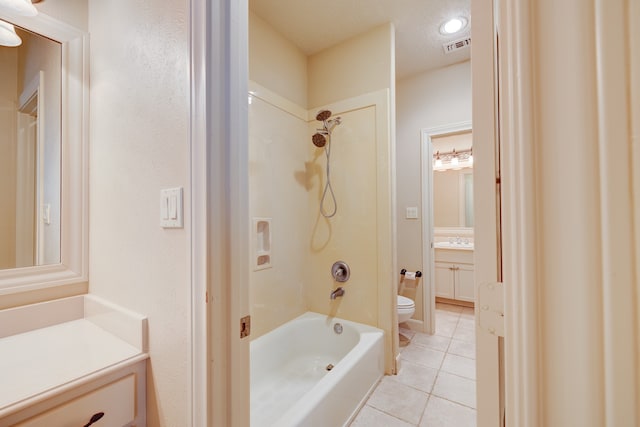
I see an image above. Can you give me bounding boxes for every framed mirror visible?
[431,130,474,229]
[0,11,88,295]
[1,26,61,270]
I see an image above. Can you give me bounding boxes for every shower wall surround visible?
[249,15,397,372]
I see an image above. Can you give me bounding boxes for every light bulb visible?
[0,20,21,47]
[440,17,467,35]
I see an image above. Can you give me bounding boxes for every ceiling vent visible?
[443,37,471,54]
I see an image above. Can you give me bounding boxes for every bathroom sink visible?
[434,241,474,250]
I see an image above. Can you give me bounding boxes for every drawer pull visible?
[83,412,105,427]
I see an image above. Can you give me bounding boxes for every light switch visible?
[406,206,419,219]
[41,204,51,225]
[160,187,183,228]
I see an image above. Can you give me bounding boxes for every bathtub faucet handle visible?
[330,287,345,300]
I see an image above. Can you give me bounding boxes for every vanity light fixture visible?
[433,147,473,171]
[440,17,468,35]
[0,0,38,16]
[434,151,443,168]
[451,149,459,167]
[0,19,21,46]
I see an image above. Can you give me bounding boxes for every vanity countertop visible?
[434,242,474,251]
[0,295,148,419]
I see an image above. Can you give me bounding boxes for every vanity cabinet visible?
[434,249,475,303]
[0,296,148,427]
[13,365,144,427]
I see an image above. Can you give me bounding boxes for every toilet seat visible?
[397,295,415,309]
[397,295,416,323]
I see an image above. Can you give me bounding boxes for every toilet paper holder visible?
[400,269,422,277]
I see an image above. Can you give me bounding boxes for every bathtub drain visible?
[326,364,334,371]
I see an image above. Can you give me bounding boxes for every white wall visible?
[88,0,191,425]
[395,61,471,322]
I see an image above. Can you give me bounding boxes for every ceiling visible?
[249,0,471,81]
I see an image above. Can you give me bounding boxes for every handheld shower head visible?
[312,132,327,147]
[316,110,332,121]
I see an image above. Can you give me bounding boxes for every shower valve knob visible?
[331,261,350,282]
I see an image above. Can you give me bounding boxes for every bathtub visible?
[250,312,384,427]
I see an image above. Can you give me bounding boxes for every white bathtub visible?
[250,312,384,427]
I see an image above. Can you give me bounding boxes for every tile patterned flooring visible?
[349,303,477,427]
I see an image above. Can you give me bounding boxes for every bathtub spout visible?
[330,287,345,300]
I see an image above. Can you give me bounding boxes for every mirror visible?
[0,26,61,270]
[0,11,88,294]
[432,130,474,228]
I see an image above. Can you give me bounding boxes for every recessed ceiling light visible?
[440,17,468,35]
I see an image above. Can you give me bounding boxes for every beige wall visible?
[248,90,309,338]
[248,19,396,372]
[395,61,471,322]
[0,49,18,270]
[249,11,307,108]
[308,23,394,109]
[36,0,88,32]
[88,0,191,425]
[305,105,378,325]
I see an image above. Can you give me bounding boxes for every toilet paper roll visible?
[404,271,417,280]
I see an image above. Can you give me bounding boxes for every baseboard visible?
[436,297,475,308]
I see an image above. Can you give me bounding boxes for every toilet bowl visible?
[397,295,416,323]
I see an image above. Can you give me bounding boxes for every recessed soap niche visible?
[253,218,272,271]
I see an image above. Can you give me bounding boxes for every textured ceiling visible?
[249,0,471,80]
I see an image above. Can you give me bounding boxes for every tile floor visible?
[349,303,477,427]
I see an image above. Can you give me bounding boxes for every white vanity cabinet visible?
[0,296,148,427]
[434,248,475,303]
[10,361,145,427]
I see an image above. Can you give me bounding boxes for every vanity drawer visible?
[16,375,135,427]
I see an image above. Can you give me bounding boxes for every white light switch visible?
[41,203,51,225]
[406,206,419,219]
[160,187,183,228]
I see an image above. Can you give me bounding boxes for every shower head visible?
[312,132,327,147]
[316,110,332,121]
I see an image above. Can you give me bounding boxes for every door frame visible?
[471,0,502,425]
[190,0,250,425]
[420,121,472,335]
[192,0,507,425]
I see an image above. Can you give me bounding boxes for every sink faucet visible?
[330,287,345,300]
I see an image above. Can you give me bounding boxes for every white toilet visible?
[397,295,416,323]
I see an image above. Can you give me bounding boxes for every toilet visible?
[397,295,416,323]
